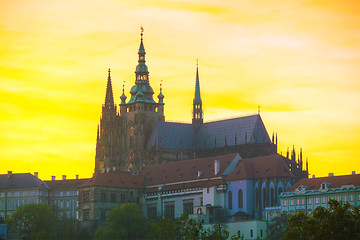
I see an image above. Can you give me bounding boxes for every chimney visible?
[76,175,79,179]
[328,173,334,177]
[214,160,220,175]
[312,175,315,178]
[62,175,66,180]
[352,171,356,175]
[34,172,38,178]
[7,171,12,178]
[51,176,56,181]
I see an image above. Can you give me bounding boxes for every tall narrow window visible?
[228,191,233,210]
[238,189,243,208]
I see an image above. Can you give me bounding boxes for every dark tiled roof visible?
[147,122,195,150]
[147,115,271,151]
[197,115,271,149]
[140,153,240,186]
[79,171,144,189]
[45,179,89,190]
[290,174,360,191]
[0,173,49,190]
[226,154,293,181]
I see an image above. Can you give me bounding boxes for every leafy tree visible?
[146,217,178,240]
[284,199,360,240]
[6,203,57,240]
[94,203,146,240]
[56,217,78,240]
[266,212,289,240]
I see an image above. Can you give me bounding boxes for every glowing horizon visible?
[1,0,359,180]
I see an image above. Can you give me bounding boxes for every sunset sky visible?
[1,0,359,180]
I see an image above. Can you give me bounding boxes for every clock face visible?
[129,126,135,136]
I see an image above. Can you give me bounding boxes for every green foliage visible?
[56,217,78,240]
[266,212,289,240]
[94,203,146,240]
[78,228,91,240]
[6,203,57,240]
[146,214,245,240]
[284,199,360,240]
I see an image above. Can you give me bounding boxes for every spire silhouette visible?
[105,68,114,109]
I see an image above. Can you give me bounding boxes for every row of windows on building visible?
[0,198,46,210]
[81,190,139,203]
[146,200,196,220]
[50,191,78,197]
[283,194,360,207]
[50,199,78,209]
[0,191,47,198]
[228,190,243,210]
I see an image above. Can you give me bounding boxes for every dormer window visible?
[320,182,329,191]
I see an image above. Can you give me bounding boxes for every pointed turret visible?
[120,82,127,104]
[135,28,149,84]
[158,81,164,103]
[105,68,115,109]
[192,60,203,128]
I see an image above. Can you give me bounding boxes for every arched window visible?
[238,189,243,208]
[228,191,233,210]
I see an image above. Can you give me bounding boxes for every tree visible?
[94,203,146,240]
[266,212,289,240]
[6,203,57,240]
[284,199,360,240]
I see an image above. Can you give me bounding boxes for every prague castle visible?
[94,30,307,180]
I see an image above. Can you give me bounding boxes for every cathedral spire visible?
[105,68,115,109]
[192,60,203,128]
[135,26,149,84]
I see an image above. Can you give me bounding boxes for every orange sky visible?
[1,0,359,180]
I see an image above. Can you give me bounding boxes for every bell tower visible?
[119,27,165,172]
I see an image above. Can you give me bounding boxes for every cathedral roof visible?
[147,114,271,150]
[226,154,294,181]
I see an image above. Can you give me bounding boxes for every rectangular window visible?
[297,199,300,206]
[147,205,157,219]
[111,192,116,203]
[350,195,353,202]
[290,200,294,206]
[164,202,175,219]
[337,195,340,201]
[120,193,125,203]
[315,198,319,204]
[183,200,194,215]
[344,195,347,202]
[101,192,106,202]
[83,210,89,220]
[200,197,203,206]
[83,191,90,202]
[283,200,287,207]
[250,229,253,238]
[101,210,106,220]
[308,198,312,205]
[322,197,326,204]
[301,198,305,205]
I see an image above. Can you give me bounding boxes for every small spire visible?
[158,80,164,103]
[120,81,127,104]
[258,105,260,115]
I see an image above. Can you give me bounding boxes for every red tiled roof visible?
[290,174,360,191]
[226,154,294,181]
[140,153,239,186]
[79,171,144,189]
[45,179,89,189]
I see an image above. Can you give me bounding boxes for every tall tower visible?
[119,28,165,172]
[192,61,203,129]
[95,69,119,172]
